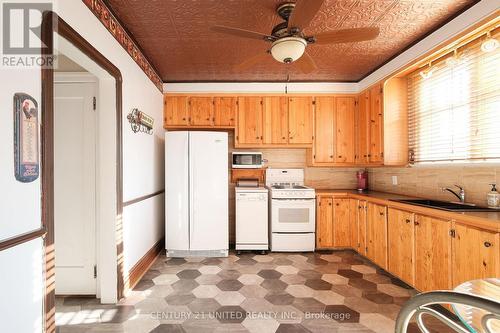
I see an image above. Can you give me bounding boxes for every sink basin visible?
[390,199,500,212]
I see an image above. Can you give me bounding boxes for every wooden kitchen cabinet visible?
[356,91,370,164]
[452,223,500,288]
[189,96,214,126]
[164,95,189,127]
[369,84,384,163]
[367,202,387,269]
[357,200,368,255]
[288,96,313,145]
[263,96,288,144]
[349,199,358,249]
[414,214,452,291]
[317,197,334,248]
[236,96,263,145]
[214,96,236,127]
[335,97,356,163]
[313,97,335,163]
[387,208,415,285]
[333,198,351,247]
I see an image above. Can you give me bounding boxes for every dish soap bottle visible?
[487,183,500,208]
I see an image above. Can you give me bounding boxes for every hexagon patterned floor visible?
[56,250,455,333]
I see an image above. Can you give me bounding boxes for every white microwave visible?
[232,152,264,169]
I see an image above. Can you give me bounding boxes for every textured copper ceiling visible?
[104,0,478,82]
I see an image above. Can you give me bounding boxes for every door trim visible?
[41,12,123,333]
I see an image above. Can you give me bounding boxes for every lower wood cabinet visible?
[366,203,388,269]
[414,214,452,292]
[388,208,415,285]
[452,223,500,287]
[315,193,499,295]
[316,196,351,248]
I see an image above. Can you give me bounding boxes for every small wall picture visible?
[14,93,40,183]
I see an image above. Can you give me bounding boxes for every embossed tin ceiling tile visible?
[104,0,478,82]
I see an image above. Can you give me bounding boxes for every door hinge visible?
[449,229,456,238]
[93,96,96,111]
[94,265,97,279]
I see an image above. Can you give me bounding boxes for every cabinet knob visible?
[328,202,332,206]
[405,219,411,223]
[282,136,286,139]
[379,212,384,216]
[256,136,260,139]
[484,241,492,248]
[182,118,186,121]
[336,203,340,206]
[338,155,342,158]
[414,221,420,226]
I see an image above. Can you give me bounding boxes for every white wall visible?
[55,0,165,296]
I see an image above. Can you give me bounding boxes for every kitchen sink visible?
[390,199,500,212]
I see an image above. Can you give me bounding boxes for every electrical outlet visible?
[392,175,398,185]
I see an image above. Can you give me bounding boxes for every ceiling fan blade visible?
[211,25,272,41]
[287,0,325,32]
[233,51,269,72]
[314,27,380,44]
[295,51,317,74]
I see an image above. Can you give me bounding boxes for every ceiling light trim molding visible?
[82,0,163,92]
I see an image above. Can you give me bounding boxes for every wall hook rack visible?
[127,108,154,135]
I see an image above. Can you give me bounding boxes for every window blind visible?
[407,30,500,163]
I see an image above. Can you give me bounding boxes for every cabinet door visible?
[452,224,500,287]
[358,200,367,255]
[313,97,335,163]
[164,95,188,126]
[369,84,384,163]
[288,96,313,144]
[263,96,288,144]
[237,97,263,145]
[189,97,214,126]
[367,203,387,269]
[335,97,355,163]
[214,96,236,127]
[349,199,358,249]
[356,91,370,164]
[333,198,350,247]
[388,208,415,284]
[414,215,451,291]
[317,197,334,248]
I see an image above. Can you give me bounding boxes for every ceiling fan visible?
[211,0,380,73]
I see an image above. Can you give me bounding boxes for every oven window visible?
[279,208,310,223]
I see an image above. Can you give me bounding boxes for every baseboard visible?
[124,238,164,293]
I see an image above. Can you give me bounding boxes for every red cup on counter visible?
[357,170,368,192]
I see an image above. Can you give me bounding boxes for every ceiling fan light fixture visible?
[270,37,307,64]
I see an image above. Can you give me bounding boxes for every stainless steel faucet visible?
[442,184,465,203]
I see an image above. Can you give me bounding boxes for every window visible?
[407,29,500,163]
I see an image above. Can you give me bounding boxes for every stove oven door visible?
[271,198,316,233]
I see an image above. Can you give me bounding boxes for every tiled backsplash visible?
[368,165,500,206]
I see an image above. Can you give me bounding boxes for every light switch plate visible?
[392,175,398,185]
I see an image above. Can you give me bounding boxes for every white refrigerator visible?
[165,131,228,257]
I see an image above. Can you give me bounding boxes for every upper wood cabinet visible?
[414,214,452,292]
[214,96,236,127]
[313,97,335,163]
[452,223,499,288]
[263,96,288,144]
[367,202,387,269]
[356,91,370,164]
[237,96,263,145]
[189,97,214,126]
[369,84,384,163]
[335,97,356,163]
[164,95,188,127]
[288,96,313,145]
[387,208,415,285]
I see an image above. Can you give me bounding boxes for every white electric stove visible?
[266,169,316,252]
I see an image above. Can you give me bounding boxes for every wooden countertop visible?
[315,189,500,232]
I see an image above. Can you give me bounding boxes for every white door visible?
[189,132,228,251]
[54,81,97,295]
[165,131,190,251]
